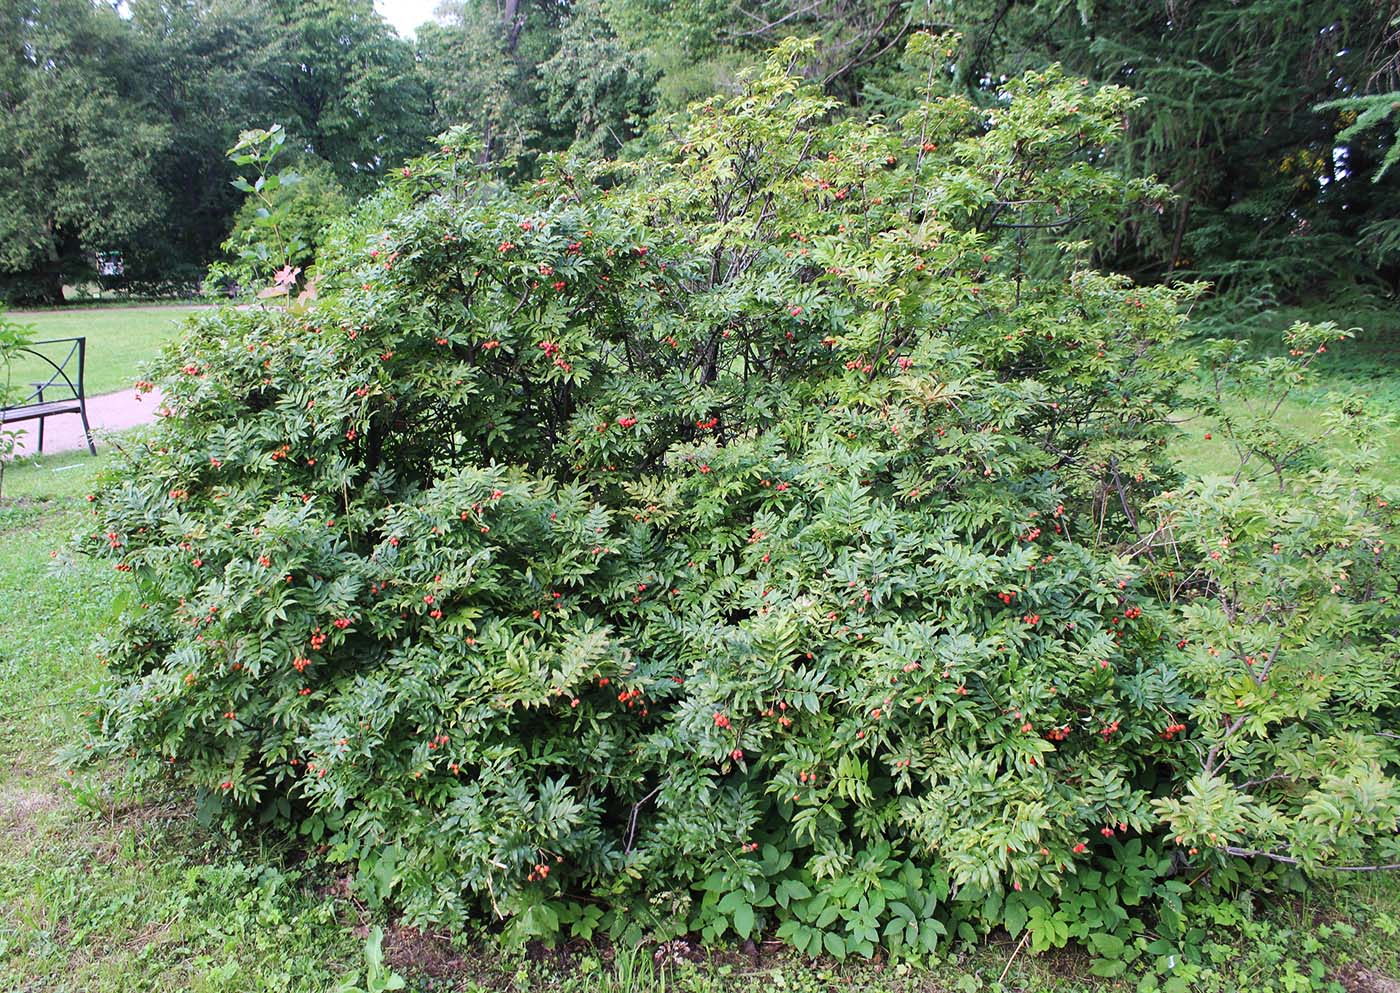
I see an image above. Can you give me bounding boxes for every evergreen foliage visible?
[938,0,1400,303]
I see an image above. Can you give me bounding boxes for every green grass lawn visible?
[6,304,203,398]
[1171,321,1400,487]
[1172,393,1400,487]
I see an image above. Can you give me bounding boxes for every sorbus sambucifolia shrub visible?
[75,36,1400,957]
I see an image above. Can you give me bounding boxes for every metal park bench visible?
[0,337,97,455]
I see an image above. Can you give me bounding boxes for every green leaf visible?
[1003,899,1028,937]
[1088,932,1126,959]
[732,902,755,939]
[717,890,746,915]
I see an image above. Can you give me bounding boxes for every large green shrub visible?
[76,37,1399,960]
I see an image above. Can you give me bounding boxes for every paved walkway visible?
[6,387,165,458]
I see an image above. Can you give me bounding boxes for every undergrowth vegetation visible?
[69,35,1400,980]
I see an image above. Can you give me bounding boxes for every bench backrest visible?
[11,337,86,406]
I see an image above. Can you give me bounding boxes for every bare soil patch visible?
[1338,964,1400,993]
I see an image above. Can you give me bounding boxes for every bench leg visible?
[30,385,46,454]
[79,401,96,456]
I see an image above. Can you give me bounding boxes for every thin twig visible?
[0,696,93,718]
[1202,713,1248,776]
[1221,847,1400,872]
[998,930,1030,984]
[624,786,662,854]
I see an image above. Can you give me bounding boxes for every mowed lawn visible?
[7,304,202,397]
[1173,394,1400,487]
[1172,326,1400,487]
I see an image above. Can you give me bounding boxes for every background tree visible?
[1318,85,1400,281]
[600,0,916,110]
[0,0,434,301]
[536,0,657,158]
[935,0,1400,305]
[251,0,433,190]
[122,0,276,293]
[0,0,172,304]
[418,0,572,166]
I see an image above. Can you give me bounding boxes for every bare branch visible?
[1203,713,1248,776]
[624,786,662,854]
[1221,847,1400,872]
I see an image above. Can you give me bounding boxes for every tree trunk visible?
[1165,197,1189,276]
[502,0,524,54]
[479,0,524,164]
[41,219,69,305]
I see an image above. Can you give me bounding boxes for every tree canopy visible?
[0,0,173,302]
[1,0,1396,312]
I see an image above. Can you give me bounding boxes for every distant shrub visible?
[77,37,1400,963]
[207,126,348,298]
